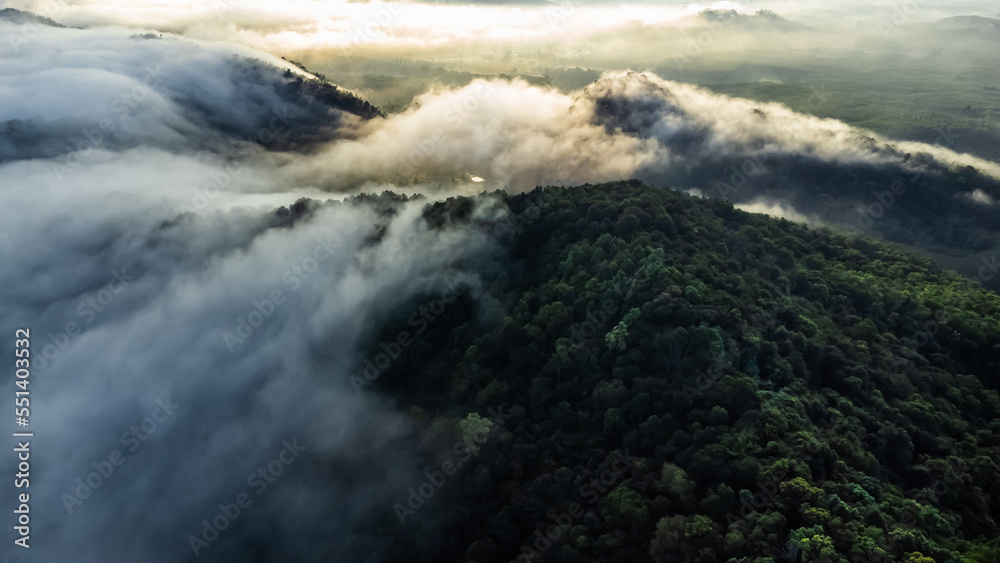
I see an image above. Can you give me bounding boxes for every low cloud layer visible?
[0,20,502,562]
[2,190,504,561]
[287,78,666,191]
[281,70,1000,265]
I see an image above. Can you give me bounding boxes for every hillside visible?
[0,7,65,27]
[0,20,382,163]
[355,181,1000,563]
[932,16,1000,32]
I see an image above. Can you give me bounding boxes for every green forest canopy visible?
[351,181,1000,563]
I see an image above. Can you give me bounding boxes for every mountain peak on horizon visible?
[933,15,1000,30]
[689,8,812,32]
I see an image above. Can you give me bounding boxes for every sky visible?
[7,0,1000,55]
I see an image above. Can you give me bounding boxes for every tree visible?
[459,413,493,456]
[602,483,649,527]
[606,308,641,351]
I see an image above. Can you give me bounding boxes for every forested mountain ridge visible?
[356,181,1000,563]
[0,7,66,27]
[0,30,381,163]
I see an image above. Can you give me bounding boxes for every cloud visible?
[965,188,995,205]
[285,77,665,191]
[6,17,999,257]
[270,70,1000,263]
[0,22,386,165]
[735,198,818,224]
[5,17,1000,246]
[4,192,505,562]
[0,20,503,562]
[576,72,1000,253]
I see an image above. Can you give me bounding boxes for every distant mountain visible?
[0,8,65,27]
[570,73,1000,291]
[0,45,382,163]
[684,9,812,33]
[181,57,384,149]
[291,66,384,122]
[931,15,1000,32]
